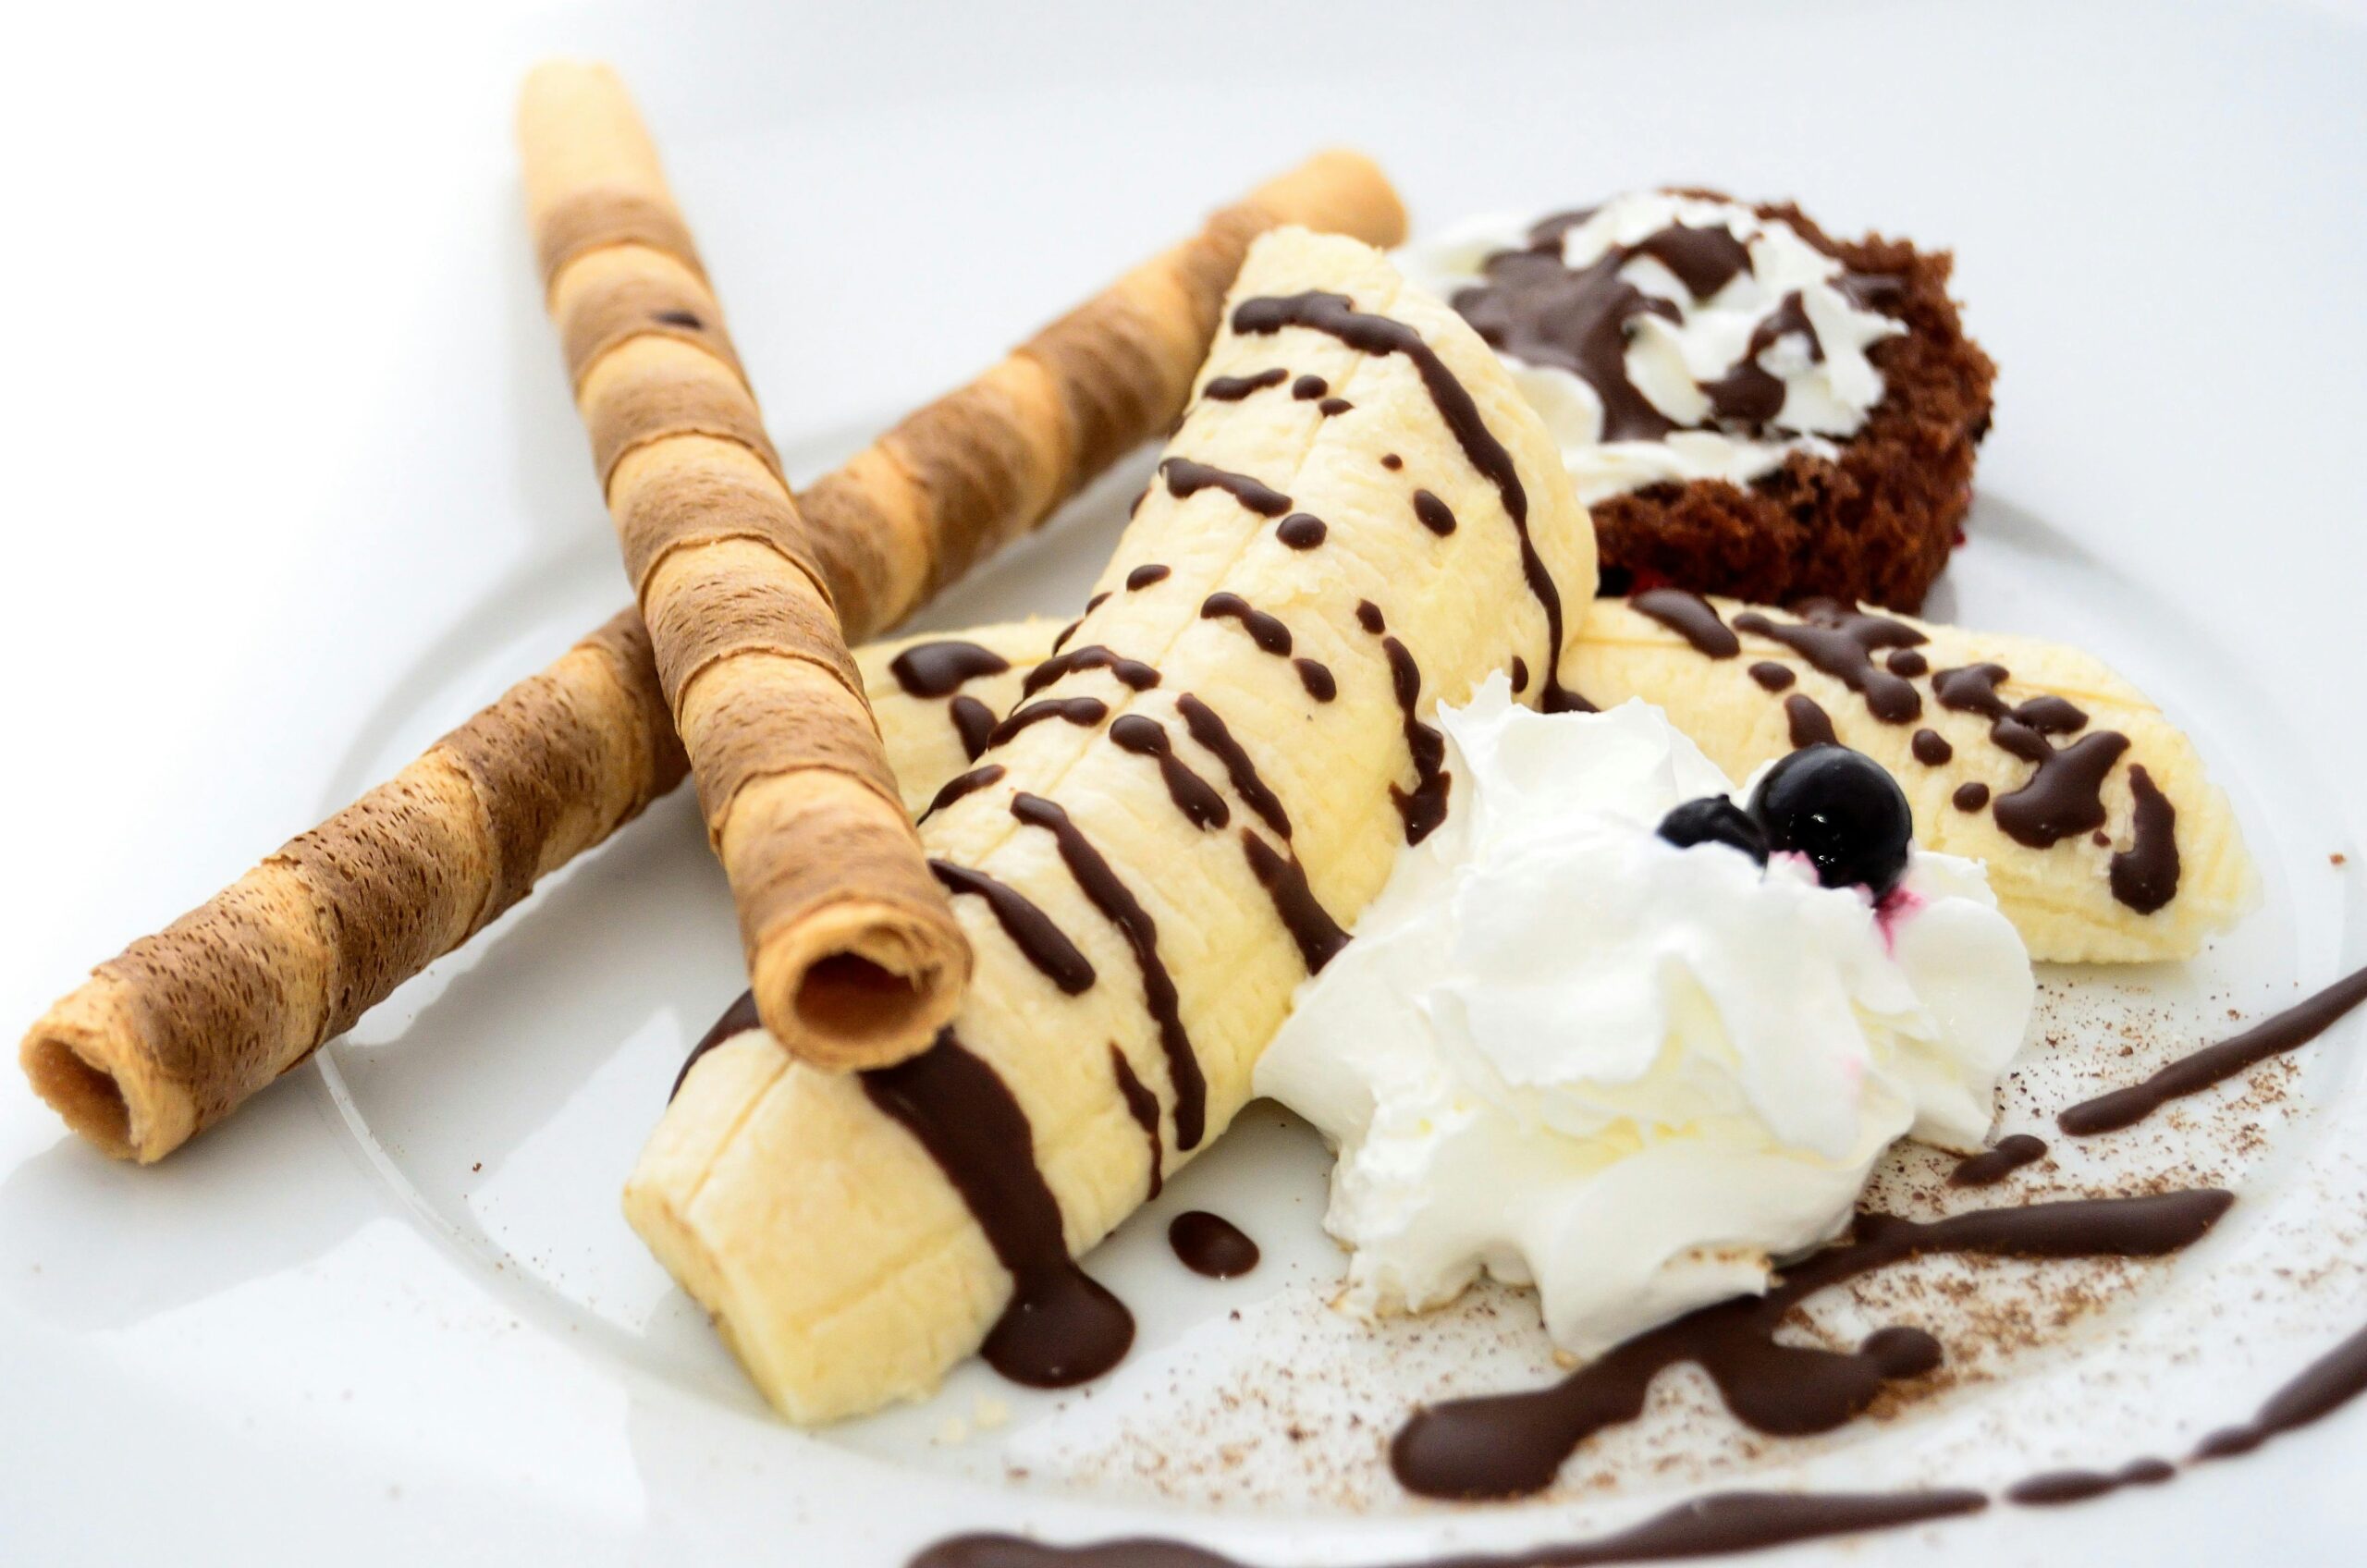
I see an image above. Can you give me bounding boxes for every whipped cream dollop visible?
[1395,190,1907,505]
[1254,686,2032,1357]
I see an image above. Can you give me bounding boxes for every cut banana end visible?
[1563,594,2256,963]
[625,227,1593,1424]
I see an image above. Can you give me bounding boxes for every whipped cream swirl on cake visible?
[1254,687,2032,1357]
[1397,190,1907,505]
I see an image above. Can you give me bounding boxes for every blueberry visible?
[1655,795,1770,864]
[1746,743,1914,897]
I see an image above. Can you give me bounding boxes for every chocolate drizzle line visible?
[922,764,1005,822]
[1456,249,1680,443]
[1200,592,1293,655]
[1176,693,1292,840]
[1231,290,1579,712]
[1732,601,1926,724]
[987,696,1109,749]
[2110,765,2180,914]
[668,987,759,1101]
[1633,588,1739,658]
[950,695,998,761]
[2194,1318,2367,1461]
[1109,715,1230,830]
[1109,1045,1163,1201]
[930,861,1095,996]
[1911,728,1954,766]
[1169,1211,1260,1279]
[1010,792,1204,1149]
[1355,599,1386,635]
[1948,1133,2047,1188]
[2006,1459,2174,1507]
[908,1488,1987,1567]
[862,1031,1134,1389]
[1319,397,1353,416]
[1411,488,1457,537]
[1240,830,1349,974]
[1991,730,2129,849]
[1125,562,1171,591]
[1784,693,1837,749]
[2059,962,2367,1136]
[1382,635,1452,844]
[1294,658,1338,703]
[1201,367,1284,401]
[1160,457,1291,518]
[1021,644,1160,697]
[889,640,1011,698]
[1390,1189,2234,1501]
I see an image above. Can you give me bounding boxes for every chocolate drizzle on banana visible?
[861,1031,1135,1389]
[1010,791,1206,1150]
[921,764,1004,822]
[1109,715,1230,830]
[1391,1189,2234,1501]
[1021,644,1160,696]
[1231,289,1582,714]
[889,639,1024,765]
[1159,456,1292,518]
[889,640,1012,698]
[1628,594,2181,911]
[929,861,1096,996]
[986,695,1109,749]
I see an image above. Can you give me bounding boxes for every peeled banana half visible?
[626,227,1595,1424]
[866,594,2253,968]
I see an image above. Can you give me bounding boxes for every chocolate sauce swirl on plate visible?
[1390,1190,2233,1501]
[909,1488,1987,1568]
[1169,1211,1259,1279]
[2058,962,2367,1136]
[1947,1133,2048,1188]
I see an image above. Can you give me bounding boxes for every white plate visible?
[6,2,2366,1563]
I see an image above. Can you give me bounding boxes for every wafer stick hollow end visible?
[20,981,191,1164]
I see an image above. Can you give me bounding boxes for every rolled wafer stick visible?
[18,127,1404,1160]
[522,60,971,1073]
[20,613,687,1162]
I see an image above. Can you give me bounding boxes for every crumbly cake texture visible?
[1588,198,1995,613]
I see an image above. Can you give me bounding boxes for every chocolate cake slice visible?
[1402,190,1994,611]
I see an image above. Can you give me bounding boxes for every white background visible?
[4,2,2365,1563]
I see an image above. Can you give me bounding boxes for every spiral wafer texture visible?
[18,129,1404,1159]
